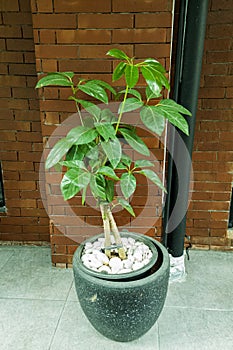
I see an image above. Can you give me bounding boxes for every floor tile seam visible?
[0,296,69,302]
[48,279,74,350]
[164,305,233,312]
[0,251,16,271]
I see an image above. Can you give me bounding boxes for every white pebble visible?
[132,261,144,271]
[98,265,111,274]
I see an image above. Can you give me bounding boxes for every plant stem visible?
[106,205,126,260]
[100,203,111,258]
[115,85,129,134]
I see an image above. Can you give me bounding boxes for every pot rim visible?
[73,232,170,288]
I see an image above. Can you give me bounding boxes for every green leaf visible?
[78,81,109,104]
[125,64,139,88]
[113,62,127,82]
[155,100,191,135]
[91,79,117,96]
[140,105,165,136]
[57,72,75,79]
[107,49,129,60]
[66,126,98,145]
[140,66,162,96]
[118,198,135,217]
[143,59,166,73]
[100,109,117,123]
[119,128,150,156]
[97,166,120,181]
[101,137,122,169]
[90,174,106,200]
[70,97,101,119]
[45,138,74,169]
[65,145,84,161]
[134,160,154,168]
[94,122,116,141]
[60,168,83,200]
[160,99,192,116]
[105,180,114,202]
[121,153,132,168]
[136,169,167,192]
[35,73,73,89]
[60,160,87,171]
[142,64,170,91]
[118,97,144,114]
[146,86,161,100]
[120,172,136,199]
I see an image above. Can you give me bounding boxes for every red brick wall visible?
[186,0,233,250]
[31,0,173,265]
[0,0,49,243]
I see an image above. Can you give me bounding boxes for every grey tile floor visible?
[0,245,232,350]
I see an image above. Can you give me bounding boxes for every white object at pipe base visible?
[169,252,186,283]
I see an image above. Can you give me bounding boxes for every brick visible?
[0,52,24,63]
[9,64,36,76]
[112,0,169,12]
[211,0,233,10]
[0,0,19,11]
[209,24,233,38]
[198,87,225,99]
[35,45,78,59]
[0,87,11,98]
[135,13,172,28]
[37,0,53,13]
[0,63,8,74]
[39,30,56,44]
[6,39,35,51]
[54,0,111,13]
[78,14,134,29]
[58,59,112,73]
[79,45,133,59]
[18,0,31,12]
[135,44,170,58]
[0,98,29,110]
[32,14,77,29]
[208,10,233,24]
[17,131,42,142]
[207,51,233,63]
[112,28,167,43]
[42,59,58,72]
[24,52,36,63]
[3,12,32,25]
[56,29,111,44]
[0,25,22,38]
[205,76,233,87]
[22,25,33,38]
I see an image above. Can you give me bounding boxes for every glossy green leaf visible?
[155,100,190,135]
[105,180,114,202]
[160,99,192,116]
[140,105,165,136]
[125,64,139,88]
[97,166,120,181]
[65,145,84,162]
[113,62,127,82]
[136,169,167,192]
[143,59,166,73]
[100,109,117,123]
[60,168,83,200]
[91,79,116,96]
[66,126,98,145]
[140,66,162,96]
[94,122,116,141]
[45,138,74,169]
[70,97,101,119]
[60,160,87,171]
[118,198,135,217]
[146,86,161,100]
[119,128,150,156]
[120,172,136,199]
[101,137,122,169]
[107,48,129,60]
[35,73,73,89]
[118,97,144,114]
[134,160,154,168]
[90,174,106,200]
[78,82,109,104]
[121,153,132,168]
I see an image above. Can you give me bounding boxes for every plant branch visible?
[100,203,111,258]
[106,205,126,260]
[115,85,129,134]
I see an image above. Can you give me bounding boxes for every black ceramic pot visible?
[73,232,170,342]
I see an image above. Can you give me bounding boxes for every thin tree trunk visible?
[106,205,126,260]
[100,203,111,258]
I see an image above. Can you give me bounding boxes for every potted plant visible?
[36,49,191,342]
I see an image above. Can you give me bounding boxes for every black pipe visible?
[162,0,209,257]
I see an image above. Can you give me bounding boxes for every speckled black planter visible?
[73,233,170,342]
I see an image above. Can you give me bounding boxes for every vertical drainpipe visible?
[162,0,209,259]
